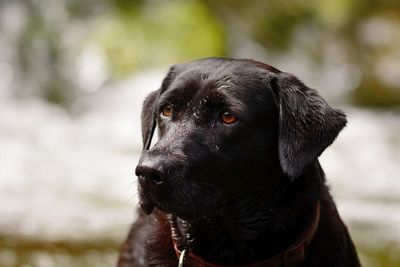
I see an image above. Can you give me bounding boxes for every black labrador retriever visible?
[118,58,360,267]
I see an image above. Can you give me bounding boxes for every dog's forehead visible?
[166,60,274,101]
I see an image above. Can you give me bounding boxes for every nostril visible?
[150,173,163,184]
[136,173,145,182]
[135,165,165,185]
[135,168,144,178]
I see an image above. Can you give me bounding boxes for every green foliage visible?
[354,80,400,108]
[97,0,227,77]
[2,0,400,107]
[253,1,313,50]
[201,0,400,108]
[359,244,400,267]
[0,235,119,267]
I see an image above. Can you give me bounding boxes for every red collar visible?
[173,202,320,267]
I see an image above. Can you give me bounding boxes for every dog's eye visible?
[221,111,238,124]
[161,105,172,117]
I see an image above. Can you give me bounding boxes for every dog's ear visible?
[141,66,177,148]
[141,89,160,146]
[273,72,347,180]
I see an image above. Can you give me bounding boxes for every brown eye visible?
[221,111,238,124]
[161,105,172,117]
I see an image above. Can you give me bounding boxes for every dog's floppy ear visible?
[273,72,347,179]
[141,90,160,147]
[141,66,177,149]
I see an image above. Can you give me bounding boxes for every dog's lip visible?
[137,177,223,217]
[139,198,155,215]
[138,182,156,214]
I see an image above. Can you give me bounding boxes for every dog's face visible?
[135,58,346,220]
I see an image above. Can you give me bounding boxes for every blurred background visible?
[0,0,399,266]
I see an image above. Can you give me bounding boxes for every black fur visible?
[118,58,360,267]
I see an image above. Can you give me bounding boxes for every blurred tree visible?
[1,0,400,108]
[0,0,226,106]
[201,0,400,107]
[96,0,227,77]
[0,0,111,105]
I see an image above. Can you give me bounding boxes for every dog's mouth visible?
[139,195,156,215]
[137,178,223,219]
[137,179,156,214]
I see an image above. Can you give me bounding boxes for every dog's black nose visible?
[135,162,165,185]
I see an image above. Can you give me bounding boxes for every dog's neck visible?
[168,162,322,265]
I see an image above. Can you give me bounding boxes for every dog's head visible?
[135,58,346,219]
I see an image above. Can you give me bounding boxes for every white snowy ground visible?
[0,70,399,257]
